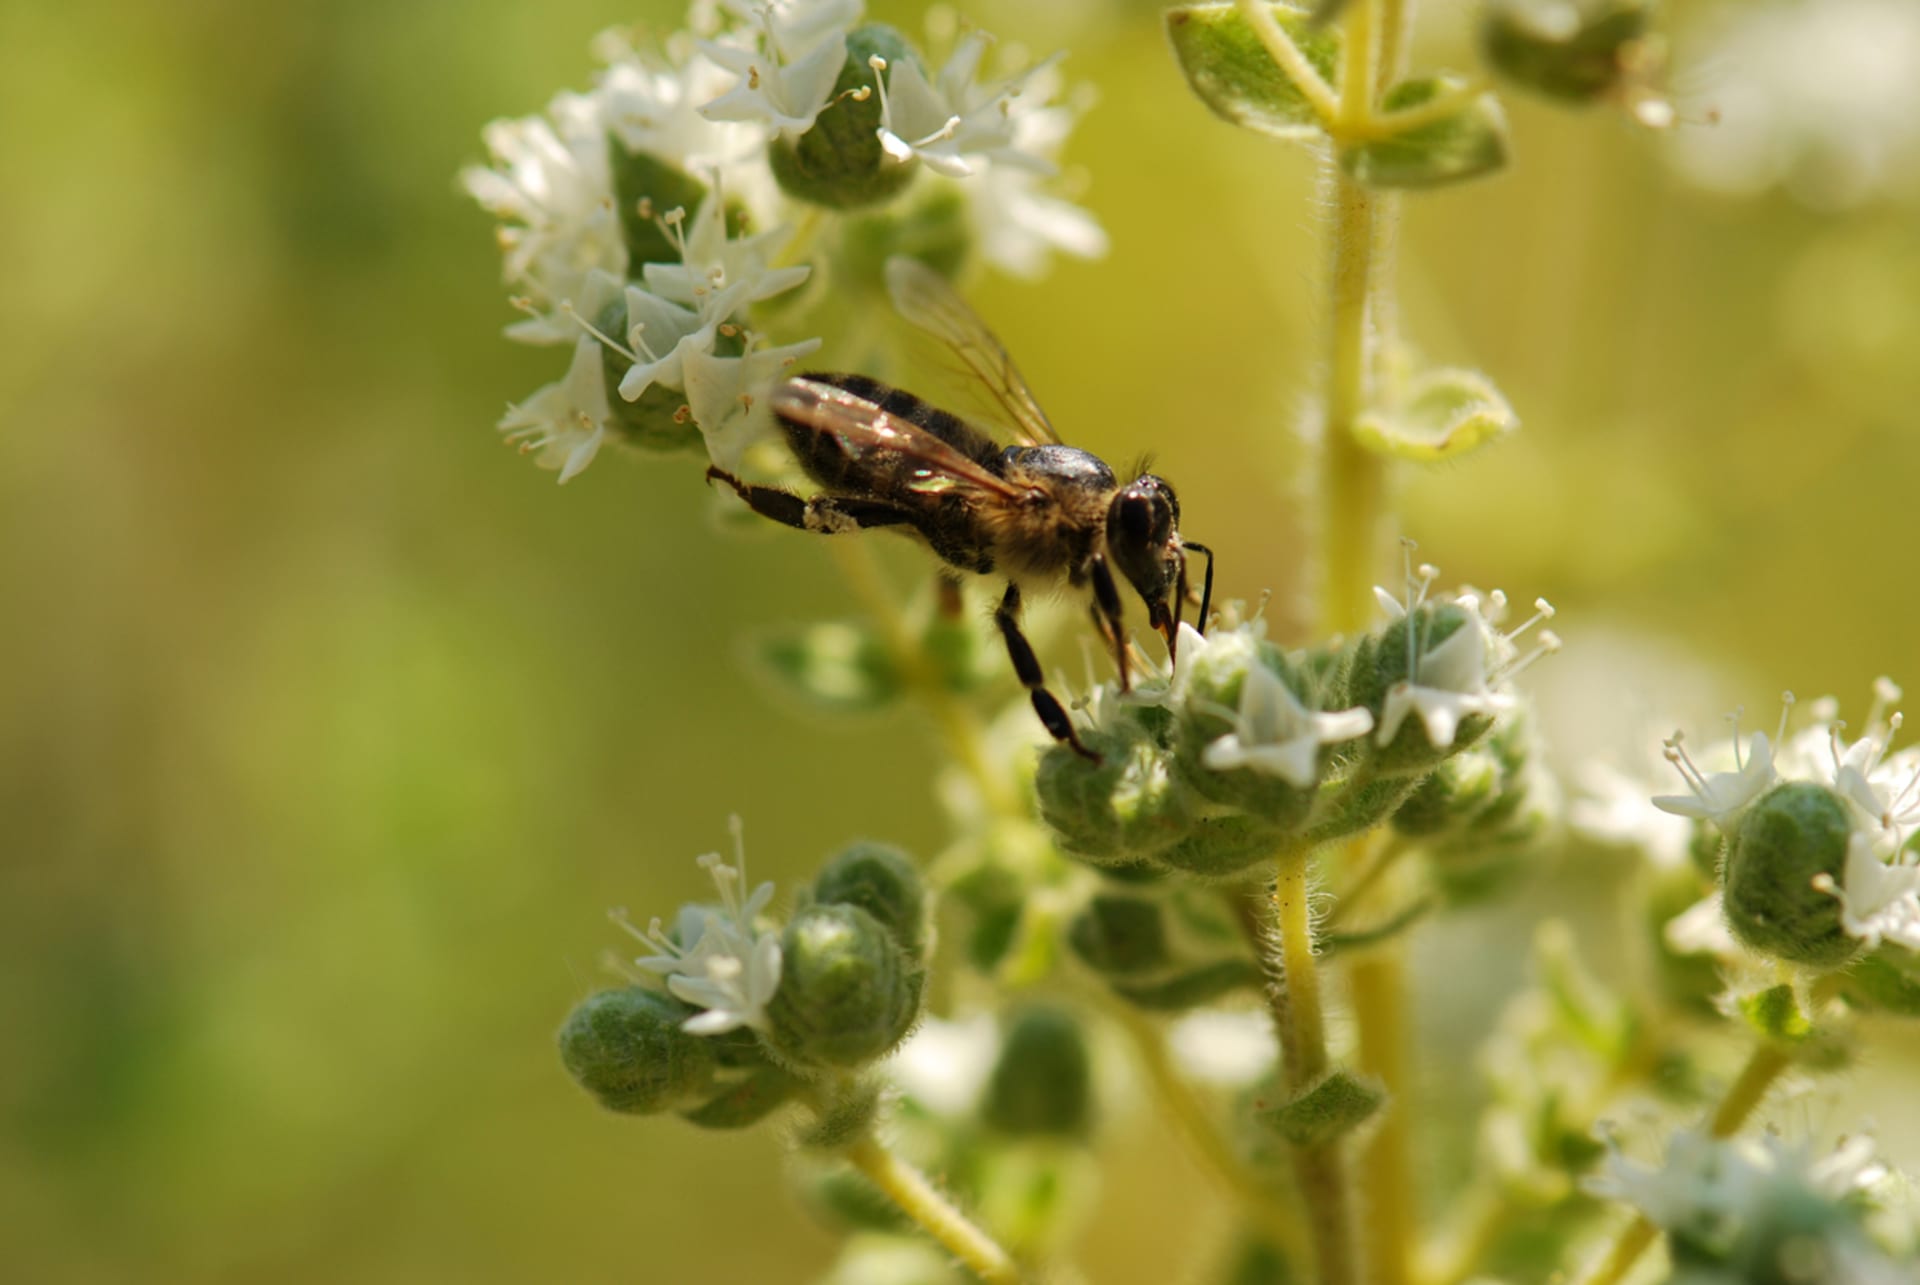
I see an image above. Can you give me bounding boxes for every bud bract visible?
[983,1006,1096,1140]
[812,840,929,955]
[766,903,925,1069]
[557,986,719,1114]
[1480,0,1655,105]
[1722,782,1862,967]
[769,25,921,209]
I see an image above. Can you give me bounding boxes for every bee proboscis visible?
[707,258,1212,761]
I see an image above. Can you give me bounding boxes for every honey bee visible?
[706,258,1213,761]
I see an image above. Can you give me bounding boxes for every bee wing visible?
[773,378,1027,501]
[885,256,1063,448]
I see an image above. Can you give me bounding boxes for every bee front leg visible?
[995,583,1101,764]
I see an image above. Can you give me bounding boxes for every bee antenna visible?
[1128,451,1157,479]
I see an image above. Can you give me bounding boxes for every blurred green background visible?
[5,0,1919,1280]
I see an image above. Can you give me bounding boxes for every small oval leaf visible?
[1354,365,1519,462]
[1340,76,1510,189]
[1167,2,1340,140]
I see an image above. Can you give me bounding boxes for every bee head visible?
[1108,474,1185,638]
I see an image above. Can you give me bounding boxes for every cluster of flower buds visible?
[1034,568,1561,885]
[464,0,1104,483]
[559,823,929,1125]
[1479,0,1663,111]
[1066,865,1262,1009]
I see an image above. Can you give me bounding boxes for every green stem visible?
[845,1133,1024,1285]
[1262,857,1360,1285]
[1572,1039,1798,1285]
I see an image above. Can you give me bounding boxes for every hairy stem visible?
[845,1133,1024,1285]
[1572,1039,1798,1285]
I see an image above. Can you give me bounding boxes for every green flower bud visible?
[680,1063,805,1129]
[752,620,901,713]
[1722,783,1861,968]
[983,1006,1095,1140]
[1350,604,1497,775]
[608,139,711,268]
[813,841,928,955]
[838,185,972,294]
[557,986,717,1115]
[1210,1234,1294,1285]
[949,860,1024,974]
[1175,639,1325,830]
[592,293,740,454]
[1068,893,1171,976]
[1480,0,1655,105]
[1155,815,1284,879]
[1036,726,1197,866]
[1392,746,1502,836]
[766,903,924,1069]
[769,26,920,210]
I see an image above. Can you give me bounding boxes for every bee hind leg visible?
[995,583,1101,764]
[706,467,915,535]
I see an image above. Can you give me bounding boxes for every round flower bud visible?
[1175,640,1322,831]
[1154,815,1283,879]
[1035,725,1197,866]
[1480,0,1655,105]
[1067,893,1172,977]
[1350,604,1497,776]
[982,1006,1095,1139]
[812,841,928,955]
[766,903,924,1070]
[592,294,725,454]
[769,25,921,210]
[1392,746,1502,837]
[1722,782,1862,968]
[557,986,717,1115]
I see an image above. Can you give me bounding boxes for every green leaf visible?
[1339,76,1509,189]
[751,620,901,714]
[1166,2,1339,140]
[1260,1070,1384,1147]
[1355,366,1520,462]
[1736,983,1812,1043]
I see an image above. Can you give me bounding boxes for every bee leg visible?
[1086,554,1131,692]
[936,573,966,620]
[705,467,914,534]
[995,583,1100,764]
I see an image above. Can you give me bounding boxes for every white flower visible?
[1201,660,1373,788]
[1118,621,1213,711]
[952,61,1107,278]
[1814,832,1920,952]
[1652,729,1777,831]
[462,110,624,345]
[639,193,812,311]
[1666,0,1920,210]
[618,818,785,1035]
[872,34,1061,178]
[699,0,862,135]
[683,336,822,468]
[1371,570,1556,751]
[1571,759,1695,869]
[496,336,612,484]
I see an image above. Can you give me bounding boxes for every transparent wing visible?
[885,256,1062,447]
[772,378,1026,501]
